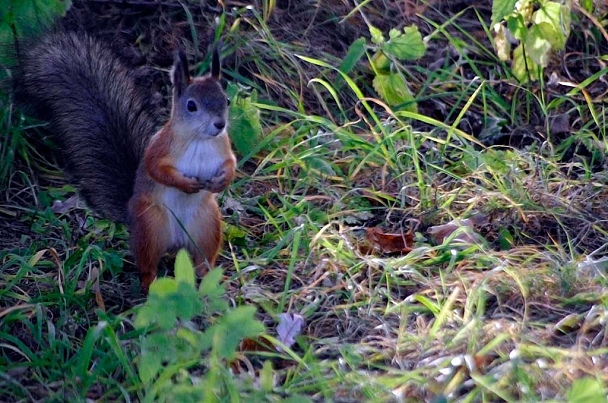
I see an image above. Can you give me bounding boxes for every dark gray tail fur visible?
[14,32,160,222]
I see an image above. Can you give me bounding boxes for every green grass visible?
[2,1,608,401]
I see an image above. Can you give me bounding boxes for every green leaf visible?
[371,51,391,74]
[203,306,265,359]
[382,26,426,61]
[224,223,247,246]
[260,360,274,392]
[525,23,554,66]
[174,282,203,320]
[372,73,417,111]
[339,37,366,75]
[566,377,606,403]
[498,227,514,250]
[511,43,540,82]
[506,13,527,41]
[581,0,593,13]
[532,1,570,49]
[491,0,518,25]
[174,249,195,286]
[369,24,384,45]
[137,335,168,384]
[135,278,202,330]
[229,92,262,157]
[199,268,228,314]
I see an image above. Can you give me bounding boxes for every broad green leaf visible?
[491,0,517,25]
[369,25,384,45]
[339,37,366,75]
[498,227,514,250]
[525,23,554,66]
[138,343,163,383]
[135,279,201,330]
[566,377,606,403]
[174,248,195,286]
[372,73,417,112]
[511,43,540,82]
[229,93,262,157]
[174,282,202,321]
[199,268,228,314]
[148,277,178,296]
[224,223,247,246]
[533,1,570,49]
[382,26,426,61]
[203,306,264,359]
[506,13,527,41]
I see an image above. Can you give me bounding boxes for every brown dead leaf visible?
[87,266,105,311]
[239,337,274,353]
[365,227,414,255]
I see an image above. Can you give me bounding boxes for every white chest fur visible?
[175,137,226,181]
[160,136,225,246]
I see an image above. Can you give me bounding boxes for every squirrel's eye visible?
[187,100,197,112]
[226,97,231,106]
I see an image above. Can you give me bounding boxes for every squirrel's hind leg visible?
[188,204,223,277]
[129,201,171,293]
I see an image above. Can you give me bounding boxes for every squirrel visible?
[14,32,236,292]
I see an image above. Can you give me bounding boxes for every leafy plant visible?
[343,24,426,111]
[135,249,266,401]
[227,83,263,159]
[0,0,72,65]
[492,0,572,82]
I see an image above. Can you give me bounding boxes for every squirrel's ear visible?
[211,42,221,80]
[171,49,190,97]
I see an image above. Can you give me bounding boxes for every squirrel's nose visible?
[214,120,226,131]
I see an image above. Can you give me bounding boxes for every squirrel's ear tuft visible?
[171,49,190,97]
[211,42,222,80]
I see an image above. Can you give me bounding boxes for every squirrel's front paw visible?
[202,168,229,193]
[182,177,204,194]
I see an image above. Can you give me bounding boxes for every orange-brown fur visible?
[128,49,235,292]
[16,33,234,292]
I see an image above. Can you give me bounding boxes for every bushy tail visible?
[14,32,160,222]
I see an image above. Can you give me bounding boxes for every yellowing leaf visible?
[525,23,553,66]
[515,0,533,21]
[372,73,417,111]
[369,25,384,45]
[174,248,195,286]
[371,51,391,74]
[511,43,540,82]
[533,0,571,49]
[493,24,511,61]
